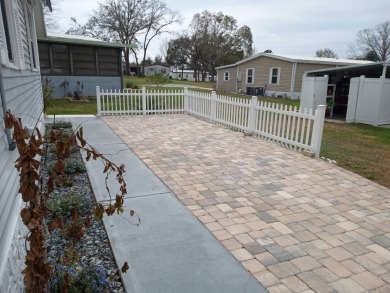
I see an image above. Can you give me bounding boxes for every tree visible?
[315,48,338,58]
[166,11,253,82]
[66,0,181,75]
[347,20,390,61]
[43,0,61,31]
[138,0,182,76]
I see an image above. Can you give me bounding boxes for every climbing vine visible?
[6,110,139,293]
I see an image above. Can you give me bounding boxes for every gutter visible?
[0,54,16,150]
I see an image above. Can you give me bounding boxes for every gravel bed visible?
[41,124,125,293]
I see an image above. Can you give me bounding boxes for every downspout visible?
[290,62,297,98]
[0,53,16,151]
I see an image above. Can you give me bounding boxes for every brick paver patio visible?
[104,114,390,293]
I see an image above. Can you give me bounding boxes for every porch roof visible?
[38,33,136,49]
[305,62,390,78]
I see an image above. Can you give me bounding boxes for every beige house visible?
[216,53,372,99]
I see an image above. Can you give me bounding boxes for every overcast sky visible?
[52,0,389,60]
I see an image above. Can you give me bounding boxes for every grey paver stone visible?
[267,261,300,279]
[265,244,294,262]
[244,242,267,255]
[297,272,334,293]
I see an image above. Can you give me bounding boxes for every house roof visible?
[305,62,390,78]
[215,53,374,70]
[38,33,136,48]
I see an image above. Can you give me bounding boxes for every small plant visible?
[51,265,109,293]
[51,120,72,129]
[125,80,139,89]
[47,192,83,218]
[42,77,55,112]
[73,81,83,100]
[64,159,86,174]
[59,79,70,98]
[146,74,169,87]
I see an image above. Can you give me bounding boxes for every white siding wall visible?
[0,0,44,290]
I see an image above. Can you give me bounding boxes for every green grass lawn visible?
[321,122,390,188]
[123,75,215,89]
[46,98,97,115]
[46,94,390,189]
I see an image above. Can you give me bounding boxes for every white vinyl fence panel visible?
[97,87,325,156]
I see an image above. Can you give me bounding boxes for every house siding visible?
[294,63,339,93]
[217,66,237,92]
[237,56,293,93]
[0,0,44,291]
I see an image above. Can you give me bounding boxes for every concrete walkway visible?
[51,116,267,293]
[103,114,390,293]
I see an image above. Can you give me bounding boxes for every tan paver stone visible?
[221,238,242,251]
[231,248,253,262]
[270,222,294,235]
[367,244,390,260]
[352,271,386,290]
[273,235,300,247]
[192,209,207,217]
[204,221,223,232]
[253,270,279,287]
[336,221,360,231]
[320,257,352,278]
[340,259,366,274]
[246,220,269,231]
[281,276,309,293]
[267,284,292,293]
[330,279,366,293]
[242,258,266,274]
[325,246,354,261]
[217,217,235,227]
[297,272,334,293]
[365,251,390,265]
[234,233,254,245]
[216,203,233,212]
[290,256,322,272]
[198,215,215,224]
[213,229,232,241]
[226,224,251,235]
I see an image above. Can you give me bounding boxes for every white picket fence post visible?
[248,96,258,133]
[312,104,326,158]
[142,86,146,115]
[183,87,189,114]
[210,91,217,122]
[96,86,101,116]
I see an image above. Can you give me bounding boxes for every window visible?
[161,68,166,74]
[246,68,254,84]
[1,0,14,63]
[224,71,229,81]
[269,67,280,84]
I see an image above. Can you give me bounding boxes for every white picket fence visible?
[96,86,325,157]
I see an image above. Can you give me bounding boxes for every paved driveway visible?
[104,114,390,293]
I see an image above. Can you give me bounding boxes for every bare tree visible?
[66,0,181,75]
[347,21,390,61]
[315,48,338,58]
[139,0,182,76]
[43,0,62,31]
